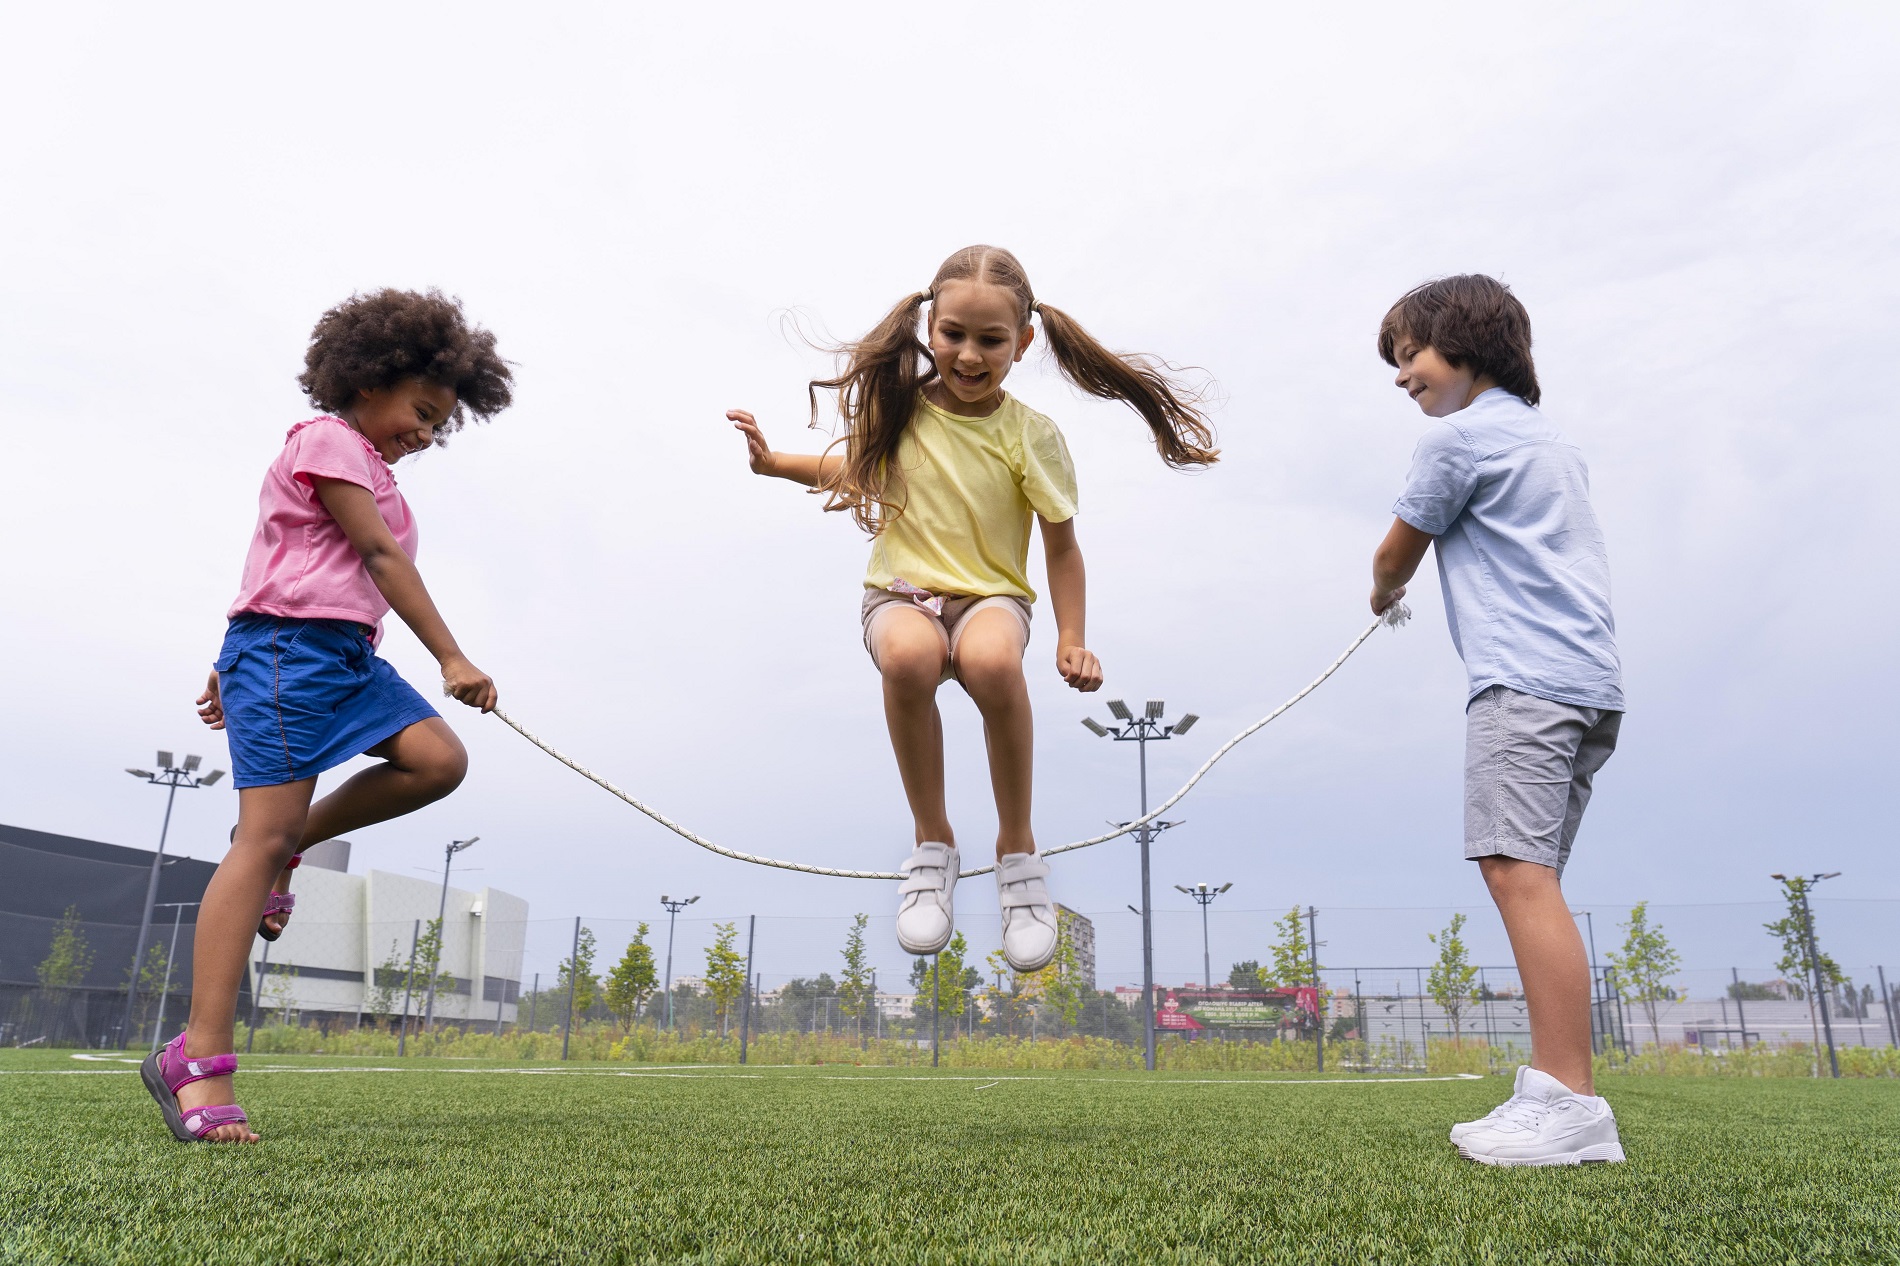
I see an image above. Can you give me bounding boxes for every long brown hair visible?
[810,245,1218,533]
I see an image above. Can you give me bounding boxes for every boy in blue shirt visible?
[1368,275,1626,1166]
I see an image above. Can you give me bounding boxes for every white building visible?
[249,840,528,1027]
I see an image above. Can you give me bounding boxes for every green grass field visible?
[2,1051,1895,1265]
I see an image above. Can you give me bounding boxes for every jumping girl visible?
[731,245,1216,971]
[143,289,512,1143]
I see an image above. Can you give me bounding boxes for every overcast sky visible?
[3,4,1895,991]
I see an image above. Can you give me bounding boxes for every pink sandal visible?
[257,853,300,942]
[140,1033,251,1142]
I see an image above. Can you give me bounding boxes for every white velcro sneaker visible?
[996,851,1059,972]
[895,842,958,956]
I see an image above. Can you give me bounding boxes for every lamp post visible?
[659,894,699,1031]
[121,753,225,1046]
[423,836,479,1030]
[1174,882,1232,989]
[1083,699,1196,1072]
[1772,871,1843,1078]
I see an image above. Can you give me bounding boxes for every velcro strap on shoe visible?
[265,892,296,915]
[184,1104,250,1138]
[998,857,1049,884]
[1000,886,1052,909]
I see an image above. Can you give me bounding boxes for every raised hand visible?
[728,410,775,476]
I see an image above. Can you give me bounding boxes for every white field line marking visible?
[14,1061,1482,1086]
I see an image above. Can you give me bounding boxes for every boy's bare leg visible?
[259,719,470,936]
[177,779,315,1142]
[874,608,955,847]
[1479,855,1594,1095]
[952,609,1034,859]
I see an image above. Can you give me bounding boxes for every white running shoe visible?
[1458,1067,1626,1167]
[1449,1065,1530,1147]
[895,842,958,956]
[996,851,1059,972]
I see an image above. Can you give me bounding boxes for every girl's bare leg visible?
[178,779,315,1142]
[260,719,469,934]
[874,608,954,846]
[952,609,1034,859]
[181,718,469,1139]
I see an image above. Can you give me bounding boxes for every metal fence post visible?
[397,919,419,1057]
[739,915,755,1065]
[1730,968,1749,1051]
[932,952,941,1069]
[149,903,187,1055]
[245,938,272,1054]
[1306,906,1323,1074]
[1880,966,1896,1048]
[528,972,538,1032]
[562,916,580,1061]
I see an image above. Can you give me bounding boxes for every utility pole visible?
[121,753,225,1045]
[423,837,479,1031]
[1573,908,1604,1055]
[1306,906,1324,1074]
[397,919,420,1056]
[1082,700,1197,1071]
[1175,882,1231,989]
[659,895,699,1031]
[931,951,941,1068]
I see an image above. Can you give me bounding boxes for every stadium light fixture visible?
[1080,696,1204,1072]
[660,895,701,1031]
[1171,714,1199,736]
[120,751,228,1046]
[424,837,482,1030]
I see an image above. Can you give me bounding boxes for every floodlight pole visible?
[424,836,479,1031]
[120,754,225,1046]
[1082,701,1196,1072]
[660,895,699,1031]
[1175,882,1231,989]
[148,901,199,1055]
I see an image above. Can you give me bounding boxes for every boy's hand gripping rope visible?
[483,603,1410,881]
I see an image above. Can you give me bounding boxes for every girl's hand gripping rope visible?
[440,657,498,713]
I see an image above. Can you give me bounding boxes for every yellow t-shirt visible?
[864,392,1079,602]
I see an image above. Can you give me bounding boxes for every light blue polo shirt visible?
[1393,388,1623,711]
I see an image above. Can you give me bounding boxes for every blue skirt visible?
[217,614,440,789]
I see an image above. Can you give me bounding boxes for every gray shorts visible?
[1465,685,1621,875]
[861,589,1031,684]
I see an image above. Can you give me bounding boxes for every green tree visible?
[604,923,659,1030]
[1426,913,1480,1042]
[1018,911,1086,1026]
[124,940,169,1036]
[1227,960,1261,990]
[703,921,748,1036]
[1257,907,1319,992]
[1765,876,1848,1068]
[837,914,874,1044]
[912,933,974,1027]
[365,938,406,1021]
[36,905,93,990]
[1605,901,1681,1045]
[556,926,601,1018]
[414,918,459,1006]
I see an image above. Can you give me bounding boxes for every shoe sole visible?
[1003,943,1058,973]
[139,1050,198,1143]
[895,927,954,956]
[1461,1142,1626,1167]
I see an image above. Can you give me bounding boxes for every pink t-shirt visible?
[227,417,418,643]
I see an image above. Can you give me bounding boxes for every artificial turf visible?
[1,1050,1895,1264]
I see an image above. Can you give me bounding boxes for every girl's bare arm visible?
[1040,515,1103,692]
[313,477,497,712]
[729,410,843,487]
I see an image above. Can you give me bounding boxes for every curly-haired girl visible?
[141,289,512,1143]
[731,245,1215,972]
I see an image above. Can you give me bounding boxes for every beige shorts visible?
[861,588,1032,683]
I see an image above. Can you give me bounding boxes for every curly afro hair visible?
[298,288,513,441]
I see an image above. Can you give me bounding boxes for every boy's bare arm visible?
[1371,517,1435,615]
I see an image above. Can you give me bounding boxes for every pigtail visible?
[809,290,934,534]
[1034,302,1219,469]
